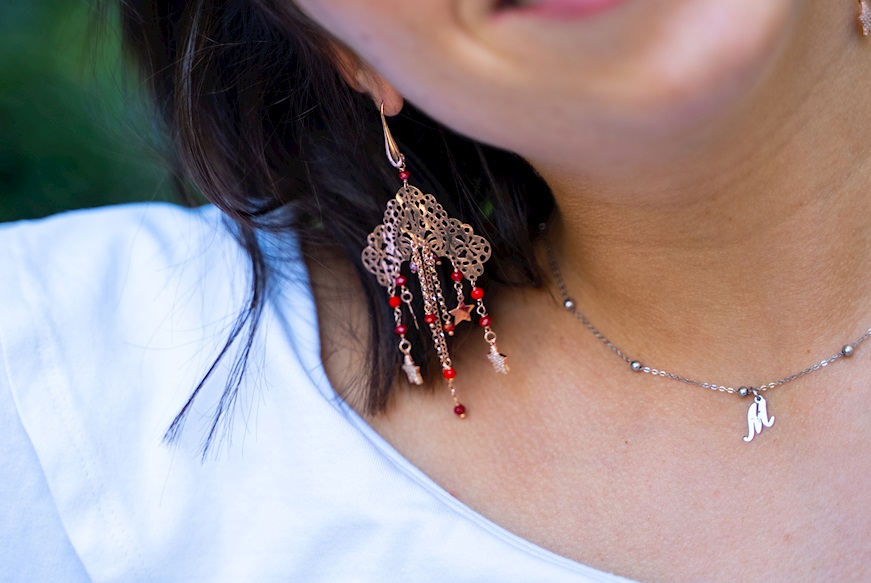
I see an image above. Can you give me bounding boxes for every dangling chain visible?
[542,227,871,442]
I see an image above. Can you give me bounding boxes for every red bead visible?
[442,322,455,333]
[395,324,408,335]
[424,314,438,325]
[395,275,407,286]
[454,404,466,416]
[479,316,492,327]
[443,368,457,379]
[388,296,402,308]
[399,170,410,181]
[450,271,463,282]
[470,287,484,300]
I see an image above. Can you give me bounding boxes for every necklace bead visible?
[630,360,643,372]
[842,344,855,357]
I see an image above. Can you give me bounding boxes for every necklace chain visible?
[543,232,871,397]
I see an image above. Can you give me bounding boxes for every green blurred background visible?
[0,1,173,222]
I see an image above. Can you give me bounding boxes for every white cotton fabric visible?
[0,203,639,583]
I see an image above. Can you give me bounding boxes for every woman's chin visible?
[635,1,793,121]
[492,0,798,170]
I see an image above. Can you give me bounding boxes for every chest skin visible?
[364,358,871,583]
[309,254,871,583]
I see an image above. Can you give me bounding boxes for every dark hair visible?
[113,0,554,451]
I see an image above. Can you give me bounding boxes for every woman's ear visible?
[330,42,404,115]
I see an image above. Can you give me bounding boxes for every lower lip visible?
[495,0,626,20]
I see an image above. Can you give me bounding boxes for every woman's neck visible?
[535,7,871,379]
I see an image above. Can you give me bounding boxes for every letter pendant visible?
[743,394,775,443]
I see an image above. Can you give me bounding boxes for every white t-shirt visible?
[0,203,638,582]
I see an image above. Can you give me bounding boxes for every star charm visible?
[487,347,510,375]
[449,301,473,325]
[402,355,423,385]
[861,0,871,36]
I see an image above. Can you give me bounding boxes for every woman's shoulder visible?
[0,203,303,431]
[0,203,631,582]
[0,202,251,356]
[0,202,324,580]
[0,202,239,288]
[0,201,266,469]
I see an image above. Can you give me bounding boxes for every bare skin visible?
[299,0,871,580]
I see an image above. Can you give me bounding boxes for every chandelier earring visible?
[361,103,509,419]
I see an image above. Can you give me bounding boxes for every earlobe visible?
[358,68,404,115]
[330,43,404,115]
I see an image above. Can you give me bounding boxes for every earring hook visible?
[380,102,405,170]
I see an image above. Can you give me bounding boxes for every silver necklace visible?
[543,232,871,443]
